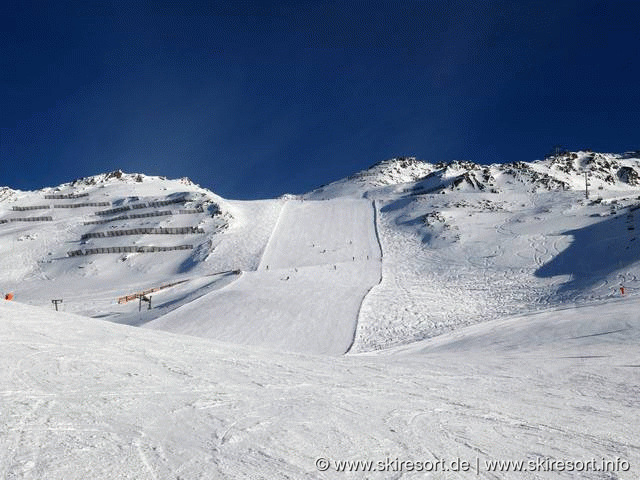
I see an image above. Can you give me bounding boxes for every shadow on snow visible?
[535,211,640,293]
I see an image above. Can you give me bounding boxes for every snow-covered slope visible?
[0,170,229,287]
[1,173,385,355]
[146,199,381,354]
[3,154,640,478]
[308,151,640,199]
[2,152,640,355]
[309,157,437,198]
[1,295,638,479]
[305,151,640,351]
[0,171,282,325]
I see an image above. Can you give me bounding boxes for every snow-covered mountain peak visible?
[0,171,235,310]
[21,170,199,195]
[3,154,640,478]
[309,151,640,199]
[65,170,188,187]
[512,150,640,194]
[29,170,223,208]
[357,156,436,185]
[307,156,436,198]
[0,187,15,200]
[67,170,146,186]
[2,151,640,354]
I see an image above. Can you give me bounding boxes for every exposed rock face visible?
[325,151,640,196]
[617,166,640,186]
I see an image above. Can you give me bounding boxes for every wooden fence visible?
[81,227,204,239]
[95,205,131,216]
[84,210,173,225]
[13,202,110,211]
[147,197,188,207]
[54,202,110,208]
[178,207,204,214]
[83,208,202,225]
[0,216,53,224]
[67,244,194,257]
[12,205,51,211]
[117,279,190,304]
[44,193,89,199]
[115,269,241,304]
[95,198,188,217]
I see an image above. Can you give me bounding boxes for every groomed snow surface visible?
[2,156,640,478]
[1,296,639,479]
[146,199,381,355]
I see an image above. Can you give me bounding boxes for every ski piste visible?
[1,151,639,478]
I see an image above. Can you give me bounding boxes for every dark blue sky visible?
[2,1,639,199]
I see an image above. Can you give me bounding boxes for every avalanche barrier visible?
[81,227,204,239]
[1,216,54,223]
[67,244,194,256]
[84,210,173,225]
[54,202,110,208]
[178,207,205,214]
[12,205,51,211]
[94,198,189,217]
[83,208,202,225]
[148,197,188,207]
[44,193,89,199]
[95,206,131,216]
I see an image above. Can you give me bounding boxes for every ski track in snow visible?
[256,199,286,272]
[2,157,640,477]
[1,300,639,479]
[346,200,383,354]
[352,191,640,351]
[145,199,382,355]
[3,166,640,354]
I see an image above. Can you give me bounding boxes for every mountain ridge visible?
[1,150,640,354]
[309,150,640,199]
